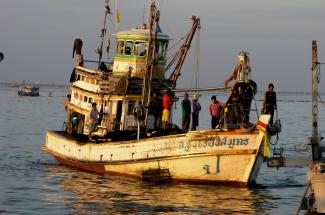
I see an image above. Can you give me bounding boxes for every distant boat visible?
[18,85,40,96]
[8,83,20,88]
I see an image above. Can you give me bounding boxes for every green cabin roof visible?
[116,29,170,42]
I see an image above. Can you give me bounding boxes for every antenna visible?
[142,4,145,25]
[142,4,146,28]
[159,0,163,18]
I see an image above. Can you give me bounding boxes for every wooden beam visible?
[173,86,230,92]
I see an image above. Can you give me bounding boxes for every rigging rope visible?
[190,28,200,88]
[316,63,325,107]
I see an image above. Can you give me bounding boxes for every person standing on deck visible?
[162,89,173,130]
[89,102,99,138]
[191,93,201,131]
[209,96,225,129]
[148,91,163,129]
[98,62,108,72]
[262,83,277,125]
[181,93,191,132]
[227,86,244,124]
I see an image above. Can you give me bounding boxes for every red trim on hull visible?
[52,154,248,187]
[257,120,268,129]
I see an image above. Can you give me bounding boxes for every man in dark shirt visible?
[98,62,108,72]
[181,93,191,132]
[227,86,244,124]
[263,83,277,125]
[148,92,163,129]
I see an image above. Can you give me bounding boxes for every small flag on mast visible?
[116,9,121,27]
[115,0,121,31]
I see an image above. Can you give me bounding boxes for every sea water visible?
[0,84,324,215]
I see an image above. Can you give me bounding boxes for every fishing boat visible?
[43,0,272,186]
[18,85,40,96]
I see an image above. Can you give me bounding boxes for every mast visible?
[169,16,201,89]
[142,0,160,127]
[311,40,321,161]
[97,0,110,68]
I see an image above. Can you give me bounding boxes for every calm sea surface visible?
[1,84,325,215]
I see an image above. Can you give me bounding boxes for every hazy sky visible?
[1,0,325,92]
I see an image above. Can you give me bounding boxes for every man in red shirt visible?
[209,96,225,129]
[162,89,173,130]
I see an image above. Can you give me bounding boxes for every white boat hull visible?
[43,115,270,186]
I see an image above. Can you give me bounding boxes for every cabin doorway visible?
[115,100,123,130]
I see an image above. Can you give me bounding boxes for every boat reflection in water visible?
[43,164,270,214]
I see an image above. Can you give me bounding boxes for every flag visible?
[116,9,121,27]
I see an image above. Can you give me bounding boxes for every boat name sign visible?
[147,135,254,154]
[183,136,250,152]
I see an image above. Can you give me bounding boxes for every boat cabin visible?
[66,29,171,138]
[113,29,169,78]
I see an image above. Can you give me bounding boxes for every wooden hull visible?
[49,150,264,186]
[43,116,270,186]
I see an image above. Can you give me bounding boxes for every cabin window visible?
[117,40,125,55]
[134,42,147,56]
[155,43,163,54]
[125,41,133,55]
[81,76,85,81]
[77,74,81,81]
[127,101,136,115]
[164,43,168,56]
[88,97,93,103]
[84,96,88,103]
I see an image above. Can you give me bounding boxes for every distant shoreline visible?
[0,82,69,88]
[0,81,324,94]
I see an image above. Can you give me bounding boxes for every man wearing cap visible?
[181,93,191,132]
[191,93,201,131]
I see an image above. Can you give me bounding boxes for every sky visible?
[1,0,325,92]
